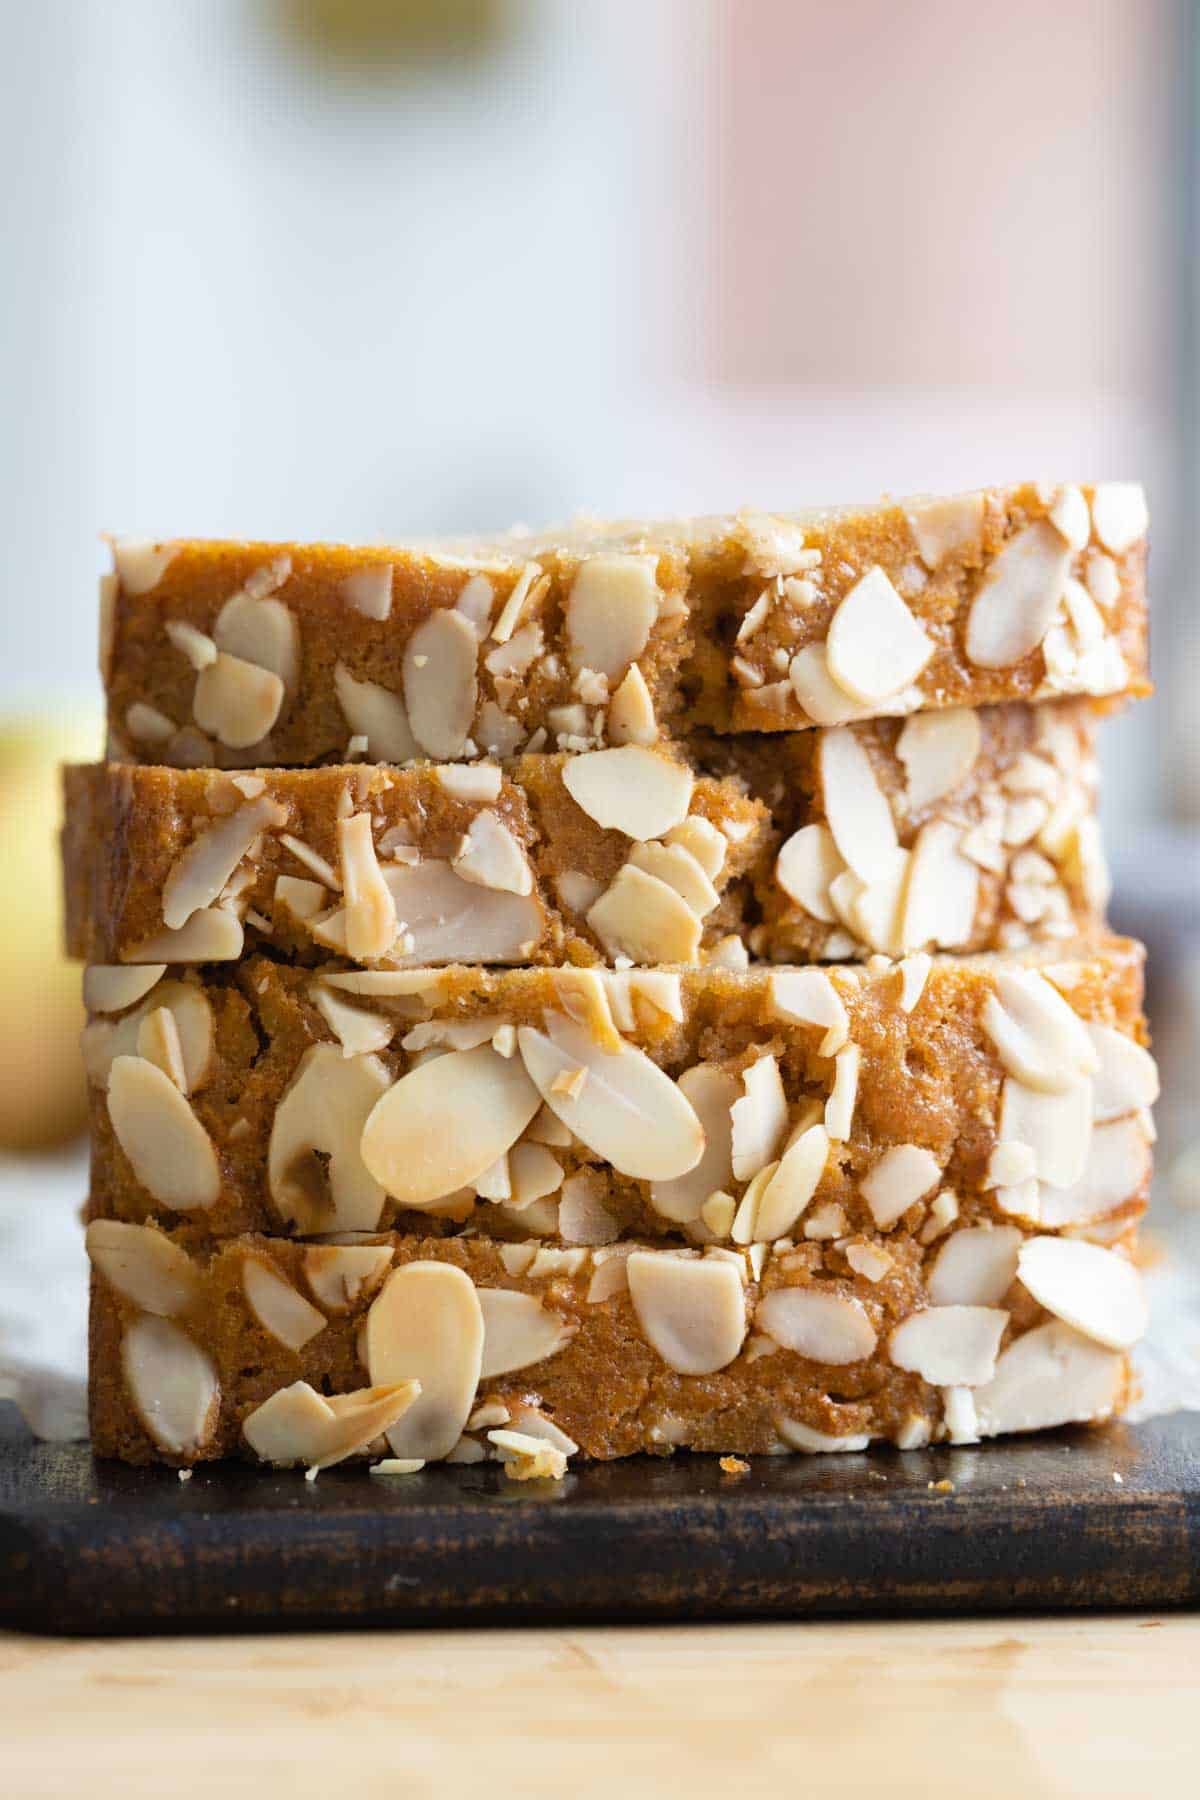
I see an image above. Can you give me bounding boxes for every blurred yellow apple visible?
[0,707,102,1150]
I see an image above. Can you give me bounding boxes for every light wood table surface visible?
[3,1613,1197,1798]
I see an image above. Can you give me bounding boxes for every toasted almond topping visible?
[552,968,622,1052]
[562,746,693,841]
[86,1220,201,1317]
[974,1319,1125,1437]
[506,1405,579,1457]
[607,662,658,745]
[1017,1237,1146,1350]
[114,539,176,595]
[845,1243,893,1284]
[818,727,901,883]
[860,1144,941,1229]
[566,553,659,680]
[365,1262,485,1459]
[824,1043,860,1142]
[1048,484,1091,549]
[986,1141,1038,1188]
[136,1006,188,1093]
[193,651,284,748]
[310,983,395,1057]
[453,572,494,636]
[650,1064,739,1224]
[126,701,177,743]
[478,1288,573,1378]
[826,565,934,703]
[519,1012,703,1181]
[165,619,218,671]
[627,1251,746,1375]
[268,1044,391,1232]
[341,564,393,620]
[213,589,298,693]
[769,969,848,1057]
[776,1417,871,1453]
[896,952,931,1012]
[756,1287,876,1364]
[490,562,543,645]
[730,1054,789,1182]
[242,1258,327,1351]
[1090,482,1148,554]
[122,1317,218,1455]
[1086,1024,1159,1121]
[905,493,985,569]
[628,840,719,917]
[243,1379,419,1470]
[1000,1076,1093,1189]
[324,969,448,999]
[897,708,982,810]
[107,1055,220,1212]
[1037,1115,1150,1228]
[435,763,501,802]
[125,907,245,966]
[587,863,703,965]
[558,1171,620,1245]
[789,643,880,725]
[338,813,397,960]
[488,1429,569,1482]
[983,967,1098,1093]
[889,1305,1008,1385]
[303,1244,393,1312]
[84,965,166,1015]
[451,810,532,897]
[506,1141,563,1207]
[374,859,542,963]
[274,875,327,926]
[775,822,845,923]
[361,1044,540,1206]
[901,820,978,952]
[333,662,418,761]
[753,1124,829,1239]
[928,1226,1023,1307]
[162,796,285,931]
[370,1457,425,1476]
[402,608,478,759]
[966,520,1069,668]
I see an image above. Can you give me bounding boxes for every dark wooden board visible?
[2,1402,1197,1634]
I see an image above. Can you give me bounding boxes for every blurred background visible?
[0,0,1196,1417]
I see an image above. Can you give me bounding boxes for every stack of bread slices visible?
[64,481,1160,1476]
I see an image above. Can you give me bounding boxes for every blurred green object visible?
[273,0,512,67]
[0,710,101,1151]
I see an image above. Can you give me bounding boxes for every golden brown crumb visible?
[720,1455,750,1475]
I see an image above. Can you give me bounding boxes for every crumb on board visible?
[720,1455,751,1475]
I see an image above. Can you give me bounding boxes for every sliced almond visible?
[860,1144,941,1229]
[136,1007,188,1093]
[825,565,934,703]
[927,1227,1022,1307]
[730,1054,789,1182]
[361,1044,540,1206]
[824,1043,860,1142]
[341,564,393,621]
[402,608,478,760]
[333,662,418,761]
[362,859,541,964]
[897,952,931,1013]
[242,1259,327,1351]
[789,644,878,725]
[897,708,982,810]
[769,969,849,1057]
[901,820,978,951]
[451,810,532,897]
[627,1251,746,1375]
[268,1044,391,1232]
[558,1171,620,1245]
[303,1244,393,1312]
[114,539,175,595]
[905,493,985,569]
[107,1055,220,1212]
[553,967,623,1052]
[122,1317,218,1456]
[338,813,397,961]
[850,850,911,956]
[165,620,218,670]
[1087,1024,1159,1121]
[518,1013,703,1182]
[126,701,178,743]
[818,727,901,884]
[562,747,693,841]
[243,1379,420,1470]
[889,1305,1007,1385]
[1037,1116,1150,1227]
[982,967,1099,1093]
[775,823,844,923]
[628,841,719,916]
[310,983,395,1057]
[1048,484,1091,550]
[1017,1237,1146,1350]
[1000,1076,1093,1189]
[86,1220,200,1317]
[587,863,702,965]
[1090,483,1148,555]
[607,663,658,745]
[965,520,1069,668]
[974,1319,1125,1437]
[649,1064,739,1224]
[84,965,166,1015]
[665,815,726,882]
[753,1124,829,1239]
[366,1262,485,1459]
[756,1287,876,1364]
[214,590,299,692]
[776,1417,871,1453]
[193,652,284,748]
[434,763,502,802]
[478,1287,573,1378]
[566,553,659,679]
[124,908,244,964]
[162,796,285,931]
[508,1141,564,1207]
